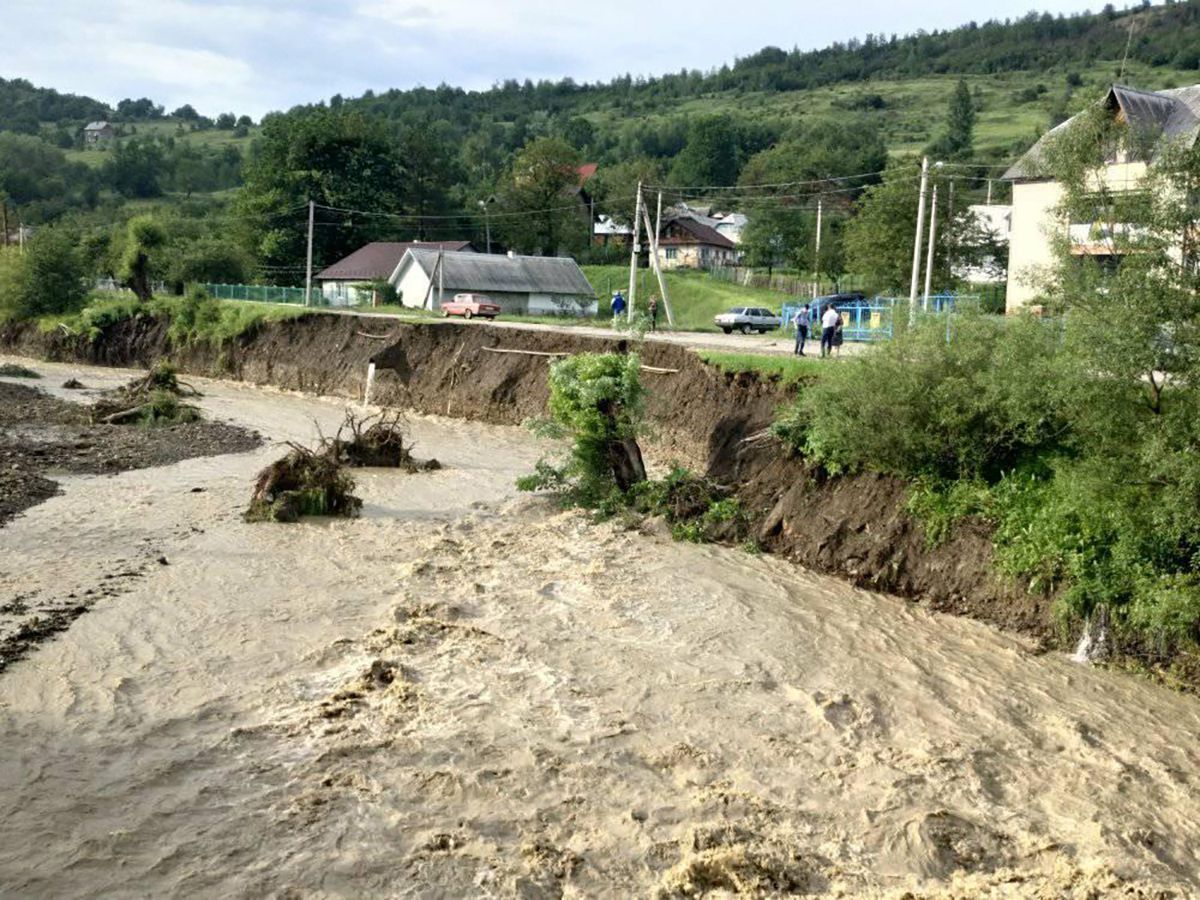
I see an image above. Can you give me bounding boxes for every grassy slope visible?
[579,60,1195,161]
[63,118,259,169]
[581,265,793,332]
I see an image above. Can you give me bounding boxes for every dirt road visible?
[1,360,1197,897]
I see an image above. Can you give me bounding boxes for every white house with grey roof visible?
[1003,83,1200,312]
[392,249,598,317]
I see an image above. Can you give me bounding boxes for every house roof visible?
[1004,82,1200,180]
[84,121,111,131]
[661,214,737,249]
[400,248,595,296]
[576,163,599,186]
[316,241,473,281]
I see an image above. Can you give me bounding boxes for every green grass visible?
[38,294,311,345]
[695,350,824,383]
[63,118,258,169]
[581,266,793,332]
[577,62,1198,162]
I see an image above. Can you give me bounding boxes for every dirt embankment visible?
[2,315,1050,643]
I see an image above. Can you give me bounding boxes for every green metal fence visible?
[200,283,317,305]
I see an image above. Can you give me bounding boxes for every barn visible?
[392,248,597,317]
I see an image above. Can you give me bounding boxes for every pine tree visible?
[945,79,976,159]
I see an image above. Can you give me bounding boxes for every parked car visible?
[441,293,501,319]
[714,306,782,334]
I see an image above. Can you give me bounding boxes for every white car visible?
[714,307,782,335]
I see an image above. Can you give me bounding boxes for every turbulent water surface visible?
[1,359,1199,898]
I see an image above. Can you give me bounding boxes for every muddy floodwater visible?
[2,360,1199,897]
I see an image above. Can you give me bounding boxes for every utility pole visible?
[813,196,823,298]
[946,178,956,277]
[908,156,930,321]
[304,199,315,307]
[1,200,8,247]
[923,184,939,309]
[627,181,643,322]
[641,190,674,327]
[986,179,993,206]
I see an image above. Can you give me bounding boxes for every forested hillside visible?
[0,1,1198,291]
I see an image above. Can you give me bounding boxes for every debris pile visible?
[246,409,440,523]
[245,442,363,523]
[91,361,202,426]
[329,409,441,471]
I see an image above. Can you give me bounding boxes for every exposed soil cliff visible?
[3,314,1051,644]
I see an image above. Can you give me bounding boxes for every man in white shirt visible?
[820,305,839,358]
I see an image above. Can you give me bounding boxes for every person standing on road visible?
[611,291,626,319]
[833,308,845,357]
[792,306,810,356]
[820,304,839,358]
[648,296,659,332]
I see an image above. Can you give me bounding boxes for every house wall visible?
[1006,161,1152,312]
[391,266,597,316]
[1007,181,1065,311]
[657,244,736,270]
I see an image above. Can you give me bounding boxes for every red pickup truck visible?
[440,293,501,319]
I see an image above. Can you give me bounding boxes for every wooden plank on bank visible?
[482,347,569,358]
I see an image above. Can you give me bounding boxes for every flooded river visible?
[1,360,1199,897]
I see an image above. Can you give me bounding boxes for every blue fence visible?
[780,293,982,343]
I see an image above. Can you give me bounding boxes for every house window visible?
[665,248,677,261]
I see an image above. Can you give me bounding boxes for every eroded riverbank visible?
[1,360,1199,896]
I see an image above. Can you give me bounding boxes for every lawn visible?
[694,350,825,384]
[581,265,794,332]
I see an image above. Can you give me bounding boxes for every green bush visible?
[519,352,645,507]
[775,312,1068,481]
[0,228,90,320]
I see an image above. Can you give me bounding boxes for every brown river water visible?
[1,360,1199,898]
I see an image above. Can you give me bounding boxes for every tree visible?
[103,138,165,198]
[215,112,236,130]
[12,227,90,318]
[669,116,739,187]
[927,79,976,160]
[235,108,407,280]
[118,215,167,301]
[496,136,585,255]
[171,104,200,121]
[587,157,665,226]
[843,162,982,292]
[166,236,254,292]
[396,123,462,240]
[737,121,886,276]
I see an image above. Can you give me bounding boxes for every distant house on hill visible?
[83,121,114,146]
[592,214,632,247]
[655,214,739,269]
[392,248,597,316]
[315,240,474,306]
[1003,82,1200,312]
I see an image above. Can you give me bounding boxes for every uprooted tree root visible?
[91,361,203,426]
[245,442,363,523]
[327,409,441,471]
[246,409,440,524]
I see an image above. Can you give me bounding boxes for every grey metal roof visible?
[84,121,111,131]
[315,241,473,281]
[400,249,595,296]
[1004,82,1200,180]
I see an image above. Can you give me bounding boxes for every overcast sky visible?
[7,0,1099,119]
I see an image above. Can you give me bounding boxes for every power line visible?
[645,168,892,193]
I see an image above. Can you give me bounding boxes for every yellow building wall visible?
[1006,161,1151,313]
